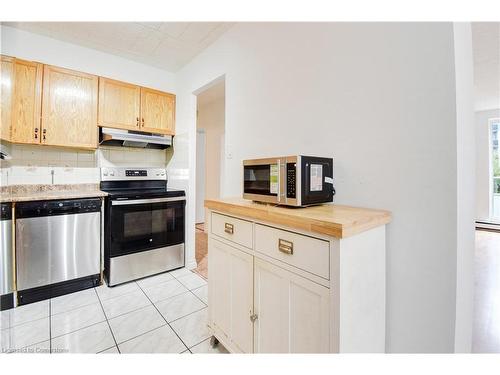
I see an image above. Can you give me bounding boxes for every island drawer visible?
[211,212,253,249]
[254,224,330,280]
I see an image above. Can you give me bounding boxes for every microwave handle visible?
[277,159,281,203]
[278,158,286,204]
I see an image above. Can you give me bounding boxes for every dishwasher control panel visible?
[16,198,102,219]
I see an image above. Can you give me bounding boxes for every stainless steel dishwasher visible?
[1,203,13,310]
[15,198,102,305]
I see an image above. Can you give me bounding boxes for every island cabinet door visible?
[209,239,254,353]
[254,258,330,353]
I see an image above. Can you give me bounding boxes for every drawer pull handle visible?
[224,223,234,234]
[278,238,293,255]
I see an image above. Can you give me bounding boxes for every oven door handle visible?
[111,197,186,205]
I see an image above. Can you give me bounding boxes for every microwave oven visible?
[243,155,334,207]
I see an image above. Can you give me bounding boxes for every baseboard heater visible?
[476,221,500,231]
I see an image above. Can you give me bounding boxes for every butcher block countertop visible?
[0,184,107,203]
[205,198,392,239]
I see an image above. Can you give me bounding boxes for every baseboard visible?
[476,221,500,231]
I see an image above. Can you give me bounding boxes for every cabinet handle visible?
[250,314,258,323]
[278,238,293,255]
[136,117,139,127]
[141,118,144,127]
[224,223,234,234]
[42,129,47,141]
[34,128,38,139]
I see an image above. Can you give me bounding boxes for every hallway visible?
[473,230,500,352]
[194,223,208,280]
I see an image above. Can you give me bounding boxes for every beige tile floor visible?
[1,268,227,354]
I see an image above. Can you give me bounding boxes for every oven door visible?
[108,197,185,258]
[243,158,285,204]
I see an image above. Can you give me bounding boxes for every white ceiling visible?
[3,22,233,72]
[471,22,500,111]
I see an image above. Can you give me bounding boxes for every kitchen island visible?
[204,198,391,353]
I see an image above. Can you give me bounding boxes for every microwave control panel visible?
[286,163,296,198]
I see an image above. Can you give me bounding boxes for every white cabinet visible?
[209,239,254,353]
[207,210,386,353]
[254,258,329,353]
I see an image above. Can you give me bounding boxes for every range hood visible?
[100,127,172,149]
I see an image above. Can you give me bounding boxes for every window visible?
[491,118,500,219]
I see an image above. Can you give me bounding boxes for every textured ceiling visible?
[3,22,233,72]
[472,22,500,111]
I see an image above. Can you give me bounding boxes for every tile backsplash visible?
[0,141,170,186]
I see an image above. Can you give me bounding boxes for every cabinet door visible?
[42,65,98,149]
[1,57,42,144]
[140,87,175,135]
[209,239,254,353]
[254,258,330,353]
[98,77,140,130]
[0,56,14,141]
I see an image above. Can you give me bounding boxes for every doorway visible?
[471,22,500,352]
[194,79,225,279]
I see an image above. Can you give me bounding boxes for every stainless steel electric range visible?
[100,167,186,286]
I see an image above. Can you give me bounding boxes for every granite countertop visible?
[205,197,392,239]
[0,184,108,203]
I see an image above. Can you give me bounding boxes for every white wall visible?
[475,108,500,221]
[453,22,475,353]
[174,22,469,352]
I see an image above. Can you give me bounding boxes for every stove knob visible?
[103,171,108,176]
[109,171,115,176]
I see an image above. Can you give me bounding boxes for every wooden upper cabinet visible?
[0,56,14,141]
[1,56,43,144]
[98,77,140,130]
[42,65,98,149]
[140,87,175,135]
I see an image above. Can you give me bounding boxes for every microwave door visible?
[243,163,280,204]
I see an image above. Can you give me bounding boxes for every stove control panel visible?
[101,168,167,181]
[126,170,147,177]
